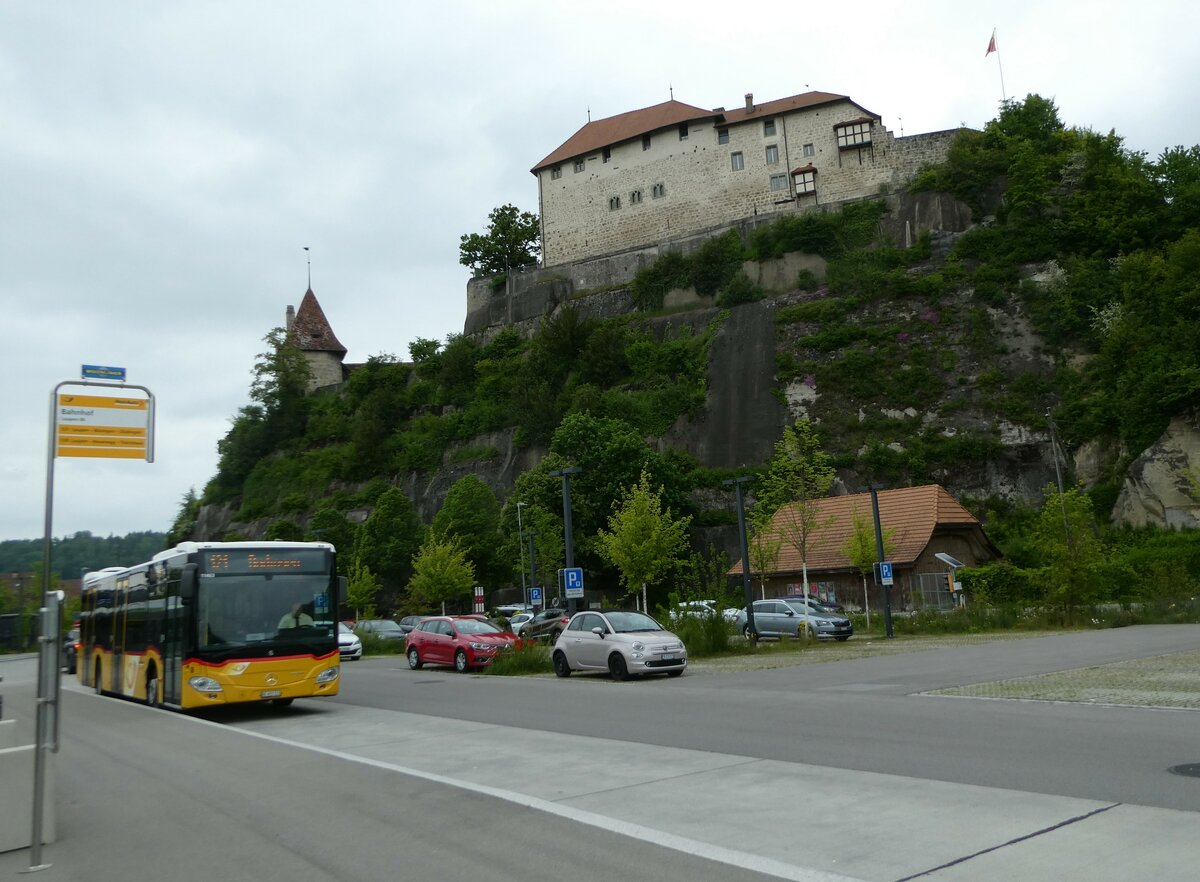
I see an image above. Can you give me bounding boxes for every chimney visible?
[745,92,754,112]
[286,305,295,332]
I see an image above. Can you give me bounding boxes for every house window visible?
[603,147,611,163]
[609,195,621,210]
[835,121,873,149]
[794,171,817,194]
[652,182,666,198]
[574,159,585,173]
[770,173,788,192]
[803,143,815,157]
[718,127,729,145]
[765,144,779,165]
[764,119,776,136]
[642,135,652,151]
[731,151,744,171]
[678,124,689,141]
[630,189,643,204]
[551,166,562,180]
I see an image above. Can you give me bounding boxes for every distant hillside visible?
[186,95,1200,595]
[0,531,168,579]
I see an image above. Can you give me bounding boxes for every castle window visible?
[803,143,815,157]
[730,151,744,171]
[551,165,562,180]
[718,127,729,145]
[764,119,776,136]
[652,182,666,198]
[835,120,873,149]
[603,147,611,163]
[630,189,643,204]
[574,159,585,173]
[678,124,689,141]
[770,173,788,192]
[765,144,779,165]
[609,195,621,210]
[642,135,652,151]
[792,166,817,195]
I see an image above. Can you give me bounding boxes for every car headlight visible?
[468,642,496,651]
[631,641,645,652]
[316,666,340,683]
[188,676,223,692]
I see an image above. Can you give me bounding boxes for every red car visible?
[405,616,519,672]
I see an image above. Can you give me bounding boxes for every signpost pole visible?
[870,486,894,639]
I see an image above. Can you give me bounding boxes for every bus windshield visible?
[198,573,335,647]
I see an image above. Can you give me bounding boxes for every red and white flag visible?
[985,30,997,56]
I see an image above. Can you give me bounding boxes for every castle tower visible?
[287,288,347,392]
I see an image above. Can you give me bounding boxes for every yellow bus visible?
[80,541,343,710]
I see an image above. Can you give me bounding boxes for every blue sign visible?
[879,562,894,586]
[564,567,584,598]
[530,587,542,603]
[82,364,127,382]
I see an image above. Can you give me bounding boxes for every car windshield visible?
[603,611,664,633]
[456,619,503,635]
[370,621,403,633]
[784,600,832,616]
[338,623,354,634]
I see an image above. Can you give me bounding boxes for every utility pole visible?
[869,485,894,639]
[723,477,757,642]
[516,502,528,608]
[550,467,582,613]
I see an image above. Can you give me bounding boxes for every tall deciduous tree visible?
[595,468,692,610]
[755,419,837,612]
[458,204,540,276]
[355,488,426,607]
[1031,484,1106,624]
[841,504,896,628]
[407,534,476,613]
[345,557,380,621]
[432,475,506,588]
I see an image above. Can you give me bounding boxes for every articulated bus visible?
[79,541,343,710]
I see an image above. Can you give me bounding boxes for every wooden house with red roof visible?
[731,484,1000,611]
[285,288,347,392]
[532,89,960,267]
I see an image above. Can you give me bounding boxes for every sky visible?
[3,0,1198,544]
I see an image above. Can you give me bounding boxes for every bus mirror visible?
[181,563,198,603]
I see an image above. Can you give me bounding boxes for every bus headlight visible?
[188,676,223,692]
[316,666,340,684]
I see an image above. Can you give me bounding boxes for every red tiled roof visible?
[732,485,985,576]
[532,99,719,173]
[289,288,346,354]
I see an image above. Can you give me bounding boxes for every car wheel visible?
[742,624,753,639]
[552,651,572,678]
[407,647,422,670]
[835,635,850,642]
[608,653,630,681]
[454,649,470,673]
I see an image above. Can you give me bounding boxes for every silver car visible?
[733,598,854,641]
[552,610,687,680]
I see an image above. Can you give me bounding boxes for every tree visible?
[747,505,782,602]
[306,507,360,574]
[265,519,303,541]
[355,488,426,607]
[1030,484,1106,624]
[432,475,507,588]
[841,504,896,628]
[345,557,380,621]
[595,468,692,610]
[407,534,476,613]
[458,204,540,276]
[755,419,837,619]
[167,488,200,546]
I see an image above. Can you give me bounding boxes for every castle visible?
[532,89,960,267]
[286,287,348,392]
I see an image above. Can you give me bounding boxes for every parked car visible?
[337,623,363,660]
[61,628,80,674]
[397,615,425,634]
[494,604,533,618]
[507,612,535,635]
[356,619,406,641]
[780,594,846,613]
[733,599,853,641]
[405,616,519,672]
[552,609,687,680]
[522,608,571,643]
[674,600,740,624]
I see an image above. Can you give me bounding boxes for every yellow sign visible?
[56,393,151,460]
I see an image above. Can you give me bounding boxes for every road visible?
[2,624,1199,881]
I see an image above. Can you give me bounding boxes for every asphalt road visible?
[328,625,1200,811]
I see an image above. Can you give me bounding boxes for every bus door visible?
[161,563,185,706]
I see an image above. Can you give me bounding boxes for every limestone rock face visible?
[1112,415,1200,529]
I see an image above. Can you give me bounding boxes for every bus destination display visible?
[204,549,328,575]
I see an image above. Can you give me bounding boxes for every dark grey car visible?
[733,599,853,641]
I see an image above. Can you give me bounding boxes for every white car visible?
[507,612,535,635]
[338,622,363,660]
[552,610,687,680]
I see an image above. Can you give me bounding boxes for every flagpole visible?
[988,28,1007,102]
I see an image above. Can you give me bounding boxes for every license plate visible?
[261,689,282,698]
[661,653,675,660]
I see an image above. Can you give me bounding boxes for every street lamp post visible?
[723,477,757,642]
[524,529,539,609]
[549,466,582,614]
[516,502,528,608]
[868,485,895,639]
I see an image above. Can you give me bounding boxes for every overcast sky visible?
[3,1,1198,544]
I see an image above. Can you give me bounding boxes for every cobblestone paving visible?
[928,649,1200,709]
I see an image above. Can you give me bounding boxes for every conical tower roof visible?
[289,288,346,354]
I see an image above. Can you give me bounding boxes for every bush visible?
[485,640,551,675]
